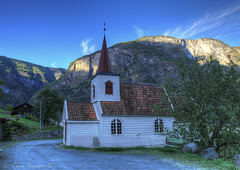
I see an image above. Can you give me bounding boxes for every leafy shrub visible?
[13,115,21,119]
[164,58,240,159]
[3,120,26,140]
[218,144,240,160]
[23,113,39,122]
[5,104,13,113]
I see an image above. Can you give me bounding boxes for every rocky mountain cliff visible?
[0,56,66,107]
[233,46,240,54]
[43,36,239,103]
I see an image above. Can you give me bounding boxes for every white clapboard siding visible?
[66,122,70,145]
[67,122,99,147]
[100,116,174,147]
[62,102,68,145]
[70,123,98,135]
[91,75,120,103]
[101,135,166,147]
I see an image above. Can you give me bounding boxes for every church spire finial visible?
[104,22,106,33]
[97,23,111,73]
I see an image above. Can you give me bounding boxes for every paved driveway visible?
[0,139,186,170]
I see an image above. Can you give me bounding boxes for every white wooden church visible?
[62,34,175,147]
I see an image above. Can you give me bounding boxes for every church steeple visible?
[97,24,111,73]
[91,24,120,103]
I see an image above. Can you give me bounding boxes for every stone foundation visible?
[11,130,63,141]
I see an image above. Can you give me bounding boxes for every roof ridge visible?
[67,102,92,104]
[121,83,162,87]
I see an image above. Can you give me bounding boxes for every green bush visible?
[3,120,26,140]
[13,115,21,119]
[218,144,240,160]
[23,113,39,122]
[5,104,13,113]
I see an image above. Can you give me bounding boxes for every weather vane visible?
[104,22,106,33]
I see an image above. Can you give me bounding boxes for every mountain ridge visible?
[38,35,239,104]
[0,55,66,107]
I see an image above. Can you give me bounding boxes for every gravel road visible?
[0,139,193,170]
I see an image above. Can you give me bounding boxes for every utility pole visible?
[40,99,42,130]
[40,97,44,130]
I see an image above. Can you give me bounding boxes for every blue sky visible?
[0,0,240,69]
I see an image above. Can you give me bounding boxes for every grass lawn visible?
[0,112,40,129]
[62,146,237,170]
[0,109,7,112]
[0,110,61,134]
[0,141,18,149]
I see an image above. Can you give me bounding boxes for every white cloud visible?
[172,26,181,36]
[164,2,240,40]
[214,34,227,40]
[132,25,144,38]
[80,37,95,55]
[163,29,170,36]
[51,62,56,68]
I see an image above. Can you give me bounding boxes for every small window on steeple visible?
[105,81,113,94]
[93,85,95,98]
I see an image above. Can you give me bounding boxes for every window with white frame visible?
[111,119,122,135]
[155,118,164,133]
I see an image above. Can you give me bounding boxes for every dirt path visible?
[0,139,188,170]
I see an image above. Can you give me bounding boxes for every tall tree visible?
[165,57,240,158]
[34,88,63,126]
[0,80,6,102]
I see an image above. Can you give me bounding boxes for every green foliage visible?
[0,112,16,118]
[165,57,240,159]
[33,88,63,126]
[0,56,66,106]
[0,109,61,136]
[94,147,128,152]
[0,79,6,102]
[5,104,13,113]
[142,76,157,84]
[218,144,240,160]
[23,113,39,122]
[3,120,26,140]
[0,79,4,85]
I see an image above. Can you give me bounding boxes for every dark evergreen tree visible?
[0,80,6,102]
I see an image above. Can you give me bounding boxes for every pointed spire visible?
[97,24,111,73]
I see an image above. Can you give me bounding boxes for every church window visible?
[105,81,113,94]
[155,118,164,133]
[111,119,122,135]
[93,85,95,98]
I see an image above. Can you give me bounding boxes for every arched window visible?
[105,81,113,94]
[111,119,122,135]
[155,118,164,133]
[93,85,95,98]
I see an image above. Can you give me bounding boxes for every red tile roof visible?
[100,84,172,116]
[67,102,97,121]
[66,84,172,121]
